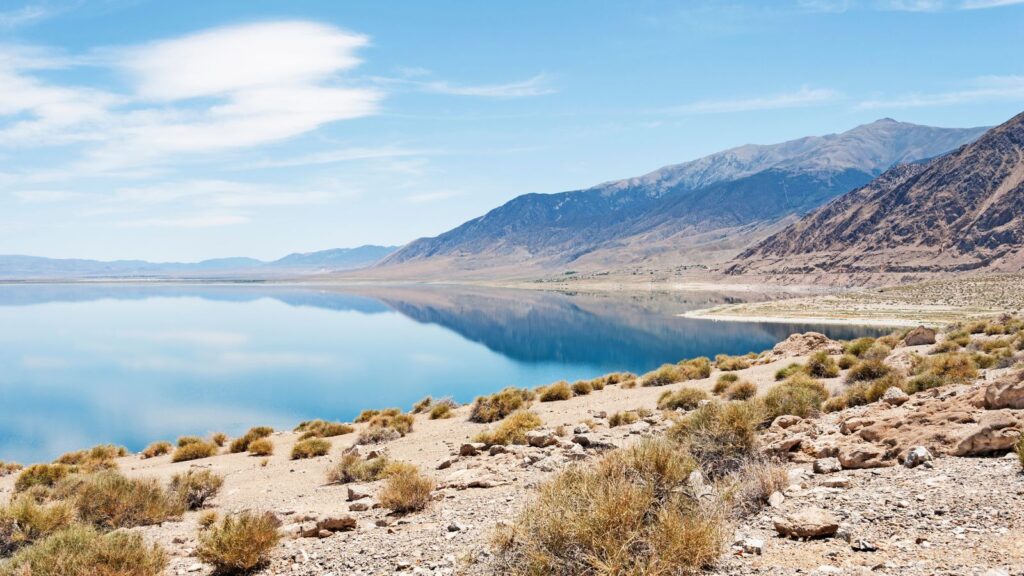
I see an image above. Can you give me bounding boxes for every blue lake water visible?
[0,283,889,463]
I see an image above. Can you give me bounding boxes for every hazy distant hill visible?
[729,111,1024,278]
[0,245,398,280]
[377,119,987,278]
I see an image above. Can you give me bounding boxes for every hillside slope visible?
[729,111,1024,278]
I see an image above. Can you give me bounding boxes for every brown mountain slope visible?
[728,110,1024,278]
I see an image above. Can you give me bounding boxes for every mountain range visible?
[0,245,397,280]
[728,111,1024,279]
[376,119,989,278]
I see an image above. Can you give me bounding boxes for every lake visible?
[0,283,889,463]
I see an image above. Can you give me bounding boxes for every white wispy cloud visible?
[0,4,57,28]
[667,86,840,115]
[960,0,1024,8]
[421,74,556,98]
[799,0,1023,10]
[245,146,436,169]
[857,75,1024,109]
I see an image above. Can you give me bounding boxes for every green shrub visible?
[198,511,280,573]
[805,351,839,378]
[570,380,593,396]
[229,426,274,453]
[0,524,167,576]
[169,470,224,510]
[470,387,535,423]
[844,337,876,357]
[492,438,723,575]
[327,453,391,484]
[473,411,543,446]
[845,359,890,382]
[172,441,218,463]
[762,375,828,422]
[715,354,750,371]
[657,387,709,411]
[0,496,76,555]
[725,380,757,401]
[539,381,573,401]
[669,401,761,478]
[75,471,182,529]
[774,363,803,381]
[248,438,274,456]
[291,438,330,460]
[378,466,435,514]
[608,411,639,427]
[14,464,75,493]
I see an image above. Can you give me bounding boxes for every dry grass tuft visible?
[570,380,593,396]
[141,441,172,459]
[169,470,224,511]
[172,440,219,463]
[15,464,75,493]
[410,396,433,414]
[470,387,535,423]
[608,411,639,427]
[198,510,219,529]
[327,453,391,484]
[198,511,280,573]
[657,387,710,411]
[715,354,751,371]
[725,380,757,401]
[0,461,23,477]
[844,337,876,357]
[669,401,761,479]
[762,374,828,422]
[774,363,803,381]
[210,432,228,447]
[837,354,859,369]
[805,351,839,378]
[539,381,573,402]
[429,398,458,419]
[473,410,542,446]
[1016,436,1024,471]
[0,496,76,555]
[378,466,435,514]
[291,438,330,460]
[248,438,274,457]
[75,471,183,529]
[712,373,739,394]
[0,524,167,576]
[294,419,354,439]
[229,426,273,453]
[845,359,890,383]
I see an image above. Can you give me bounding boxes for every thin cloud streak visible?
[667,86,840,115]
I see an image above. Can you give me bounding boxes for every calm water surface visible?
[0,283,889,463]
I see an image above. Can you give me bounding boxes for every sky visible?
[0,0,1023,261]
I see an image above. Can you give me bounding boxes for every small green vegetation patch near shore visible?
[198,511,280,574]
[470,387,535,423]
[473,410,543,446]
[291,438,330,460]
[0,524,167,576]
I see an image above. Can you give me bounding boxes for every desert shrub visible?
[679,357,713,380]
[722,458,789,515]
[378,466,435,513]
[608,411,639,427]
[0,496,76,555]
[805,351,840,378]
[14,464,74,493]
[176,436,204,447]
[984,322,1007,335]
[169,470,224,510]
[657,387,709,411]
[845,359,890,382]
[862,343,892,362]
[712,373,739,394]
[920,352,978,385]
[587,377,606,391]
[822,396,847,412]
[0,524,167,576]
[932,339,962,354]
[603,372,636,386]
[837,354,859,369]
[210,432,228,447]
[642,364,684,387]
[762,375,828,422]
[327,453,391,484]
[972,352,998,369]
[229,426,273,453]
[473,410,543,446]
[838,373,906,408]
[905,373,943,394]
[75,471,182,529]
[410,396,433,414]
[539,381,573,401]
[492,437,724,575]
[844,337,876,357]
[715,354,750,371]
[354,409,379,423]
[140,441,172,459]
[470,387,535,423]
[945,329,971,346]
[356,426,401,445]
[774,363,803,381]
[199,510,219,529]
[725,380,757,401]
[429,398,457,419]
[198,511,280,573]
[294,419,353,439]
[366,412,414,436]
[571,380,593,396]
[669,401,761,478]
[0,461,23,477]
[247,438,274,456]
[55,445,126,473]
[172,441,218,463]
[290,438,330,460]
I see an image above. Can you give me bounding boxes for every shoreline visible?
[680,309,924,327]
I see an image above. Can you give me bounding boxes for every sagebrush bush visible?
[15,464,75,493]
[75,471,182,529]
[378,466,435,514]
[723,458,789,516]
[0,496,76,555]
[762,375,828,422]
[410,396,433,414]
[492,437,724,575]
[540,381,573,401]
[429,398,457,419]
[0,461,22,477]
[210,432,228,447]
[172,440,218,463]
[715,354,750,371]
[669,401,761,478]
[473,410,542,446]
[774,363,803,381]
[141,441,172,459]
[327,453,391,484]
[837,354,859,369]
[570,380,593,396]
[0,524,167,576]
[642,364,684,387]
[294,420,354,438]
[291,438,330,460]
[725,380,757,401]
[198,510,219,529]
[170,470,224,510]
[805,351,839,378]
[198,511,280,573]
[229,426,273,453]
[470,387,535,423]
[55,444,127,473]
[657,387,709,411]
[248,438,274,456]
[845,359,890,382]
[844,337,876,357]
[176,436,204,447]
[608,411,639,427]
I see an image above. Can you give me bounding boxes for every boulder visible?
[459,443,485,457]
[526,430,558,448]
[953,411,1023,455]
[317,516,356,532]
[882,387,910,406]
[774,508,839,539]
[348,502,370,512]
[903,326,937,346]
[984,374,1024,410]
[813,457,842,474]
[347,487,370,501]
[771,415,803,430]
[837,444,892,469]
[903,446,933,468]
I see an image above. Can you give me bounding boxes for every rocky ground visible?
[2,324,1023,576]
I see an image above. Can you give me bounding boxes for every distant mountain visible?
[728,111,1024,278]
[378,119,988,277]
[0,245,398,280]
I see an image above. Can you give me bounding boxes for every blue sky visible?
[1,0,1022,261]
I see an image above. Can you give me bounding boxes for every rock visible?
[488,445,508,456]
[837,444,892,469]
[882,386,910,406]
[734,537,764,555]
[813,457,842,474]
[459,443,485,457]
[348,502,370,512]
[436,457,456,470]
[573,425,590,434]
[903,446,933,468]
[774,508,840,539]
[447,522,465,532]
[953,411,1023,456]
[444,468,501,489]
[347,487,370,501]
[819,475,850,488]
[526,430,558,448]
[771,415,803,430]
[768,491,785,508]
[317,516,356,532]
[771,332,843,358]
[571,434,592,447]
[626,421,651,435]
[904,325,937,346]
[984,374,1024,409]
